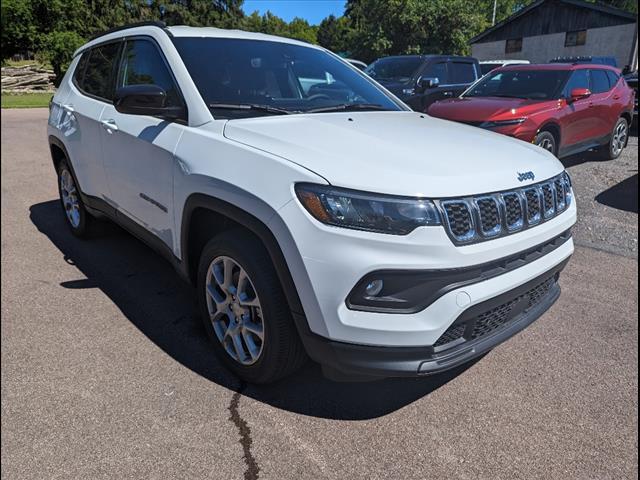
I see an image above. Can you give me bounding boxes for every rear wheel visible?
[197,230,307,383]
[601,117,628,160]
[56,160,94,237]
[534,130,557,156]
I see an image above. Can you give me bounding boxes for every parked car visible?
[428,64,635,159]
[480,60,530,76]
[550,56,618,68]
[345,58,368,71]
[364,54,481,111]
[623,70,638,118]
[49,23,576,384]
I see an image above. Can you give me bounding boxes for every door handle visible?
[100,119,118,133]
[588,102,595,108]
[613,95,621,100]
[443,91,454,97]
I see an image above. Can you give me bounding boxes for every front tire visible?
[197,230,307,384]
[534,130,557,156]
[601,117,628,160]
[56,160,94,237]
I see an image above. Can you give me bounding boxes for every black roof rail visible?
[89,21,170,41]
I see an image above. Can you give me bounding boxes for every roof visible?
[470,0,637,44]
[497,62,619,71]
[77,23,323,56]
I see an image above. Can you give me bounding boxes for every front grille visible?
[439,172,571,245]
[433,275,557,350]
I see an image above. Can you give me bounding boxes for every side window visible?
[605,70,620,88]
[563,69,589,97]
[590,69,611,94]
[82,42,122,101]
[118,39,182,107]
[450,62,476,84]
[73,51,90,88]
[423,62,448,84]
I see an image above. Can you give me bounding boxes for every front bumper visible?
[298,256,568,377]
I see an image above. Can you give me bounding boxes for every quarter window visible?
[565,30,587,47]
[590,69,611,93]
[82,42,122,101]
[505,38,522,54]
[118,39,182,107]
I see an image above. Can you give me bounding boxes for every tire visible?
[197,229,307,384]
[600,117,629,160]
[56,159,95,238]
[534,130,557,157]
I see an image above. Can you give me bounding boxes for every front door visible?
[560,69,596,148]
[100,37,187,250]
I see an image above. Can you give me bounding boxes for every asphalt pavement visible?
[1,108,637,479]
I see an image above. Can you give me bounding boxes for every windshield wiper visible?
[208,103,296,115]
[306,103,391,113]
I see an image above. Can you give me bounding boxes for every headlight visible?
[562,171,573,205]
[295,183,441,235]
[480,118,526,128]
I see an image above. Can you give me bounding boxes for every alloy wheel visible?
[205,255,264,365]
[611,121,627,157]
[60,168,81,228]
[537,136,555,153]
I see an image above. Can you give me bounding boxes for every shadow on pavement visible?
[595,173,638,213]
[30,200,478,420]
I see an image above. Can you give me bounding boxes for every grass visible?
[1,92,53,108]
[3,59,52,69]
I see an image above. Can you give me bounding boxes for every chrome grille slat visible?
[439,173,572,245]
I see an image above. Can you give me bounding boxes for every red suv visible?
[427,64,635,159]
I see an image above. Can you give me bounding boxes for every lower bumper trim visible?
[300,257,568,378]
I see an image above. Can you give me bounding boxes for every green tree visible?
[286,17,317,43]
[40,30,85,83]
[1,0,38,60]
[317,14,353,54]
[346,0,488,62]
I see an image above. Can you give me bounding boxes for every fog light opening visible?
[364,279,384,297]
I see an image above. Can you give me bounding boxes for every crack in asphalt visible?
[228,381,259,480]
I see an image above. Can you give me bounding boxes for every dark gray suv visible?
[365,54,481,111]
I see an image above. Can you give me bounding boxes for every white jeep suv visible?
[48,22,576,383]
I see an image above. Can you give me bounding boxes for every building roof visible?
[470,0,637,44]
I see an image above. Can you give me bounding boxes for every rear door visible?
[588,68,617,139]
[99,37,186,250]
[62,41,122,197]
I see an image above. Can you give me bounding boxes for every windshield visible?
[172,38,403,119]
[364,57,423,82]
[464,69,570,100]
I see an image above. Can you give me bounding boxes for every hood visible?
[428,96,557,123]
[223,111,564,198]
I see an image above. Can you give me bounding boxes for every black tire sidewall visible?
[196,231,300,383]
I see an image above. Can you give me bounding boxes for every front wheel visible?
[197,230,307,384]
[602,117,628,160]
[534,131,557,156]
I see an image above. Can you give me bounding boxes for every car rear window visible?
[81,42,121,101]
[590,69,611,93]
[450,62,476,84]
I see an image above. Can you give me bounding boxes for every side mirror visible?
[417,76,439,93]
[114,84,185,119]
[569,87,591,102]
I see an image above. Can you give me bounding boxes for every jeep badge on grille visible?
[517,171,535,182]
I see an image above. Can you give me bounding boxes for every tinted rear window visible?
[450,62,476,84]
[82,42,121,101]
